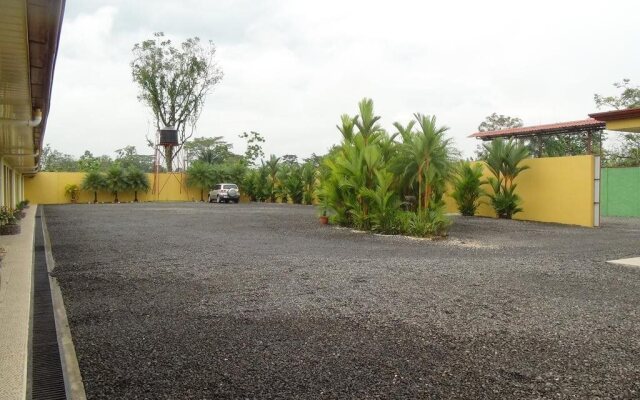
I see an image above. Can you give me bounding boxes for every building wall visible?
[445,155,596,227]
[605,117,640,133]
[601,167,640,217]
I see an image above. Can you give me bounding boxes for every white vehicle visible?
[208,183,240,203]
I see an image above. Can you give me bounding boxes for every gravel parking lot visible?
[45,202,640,399]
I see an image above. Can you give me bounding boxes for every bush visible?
[451,161,486,216]
[395,205,450,238]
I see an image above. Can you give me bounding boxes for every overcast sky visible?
[46,0,640,160]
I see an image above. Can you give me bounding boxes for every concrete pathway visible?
[0,207,36,400]
[607,257,640,268]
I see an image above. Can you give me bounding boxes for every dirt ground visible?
[44,202,640,399]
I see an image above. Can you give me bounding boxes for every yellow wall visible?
[28,156,596,227]
[605,117,640,133]
[25,172,198,204]
[445,155,595,227]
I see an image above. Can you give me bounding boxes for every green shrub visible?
[483,138,529,219]
[451,161,486,216]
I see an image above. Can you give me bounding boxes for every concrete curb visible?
[41,210,87,400]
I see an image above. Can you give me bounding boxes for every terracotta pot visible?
[319,215,329,225]
[0,224,20,235]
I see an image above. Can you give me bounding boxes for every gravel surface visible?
[45,203,640,399]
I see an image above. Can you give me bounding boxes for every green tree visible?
[301,161,317,205]
[398,114,455,214]
[475,114,523,159]
[78,150,101,172]
[131,32,223,172]
[478,113,523,132]
[115,146,153,172]
[594,79,640,167]
[451,161,486,216]
[81,170,106,203]
[184,136,237,166]
[186,161,216,202]
[594,79,640,110]
[105,166,128,203]
[125,168,150,202]
[239,131,265,165]
[483,139,530,219]
[40,145,79,171]
[264,155,281,202]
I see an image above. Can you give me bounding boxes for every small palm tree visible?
[105,166,127,203]
[81,171,106,203]
[451,161,486,216]
[264,155,280,202]
[399,113,455,214]
[125,168,150,202]
[186,161,216,201]
[483,138,530,219]
[301,162,316,205]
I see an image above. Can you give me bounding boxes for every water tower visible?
[152,126,189,199]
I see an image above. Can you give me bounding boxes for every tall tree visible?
[594,79,640,110]
[239,131,265,166]
[115,146,153,172]
[131,32,223,172]
[184,137,232,166]
[40,145,79,171]
[478,113,524,132]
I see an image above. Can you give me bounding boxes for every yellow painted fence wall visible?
[26,155,596,227]
[25,172,197,204]
[445,155,595,227]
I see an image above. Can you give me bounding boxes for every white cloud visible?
[46,0,640,159]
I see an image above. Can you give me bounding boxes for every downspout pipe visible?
[0,109,43,127]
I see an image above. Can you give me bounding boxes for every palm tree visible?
[301,162,316,205]
[353,98,384,145]
[105,166,128,203]
[81,170,106,203]
[125,168,150,202]
[451,161,486,216]
[399,114,455,213]
[264,155,280,202]
[186,161,216,202]
[483,138,530,218]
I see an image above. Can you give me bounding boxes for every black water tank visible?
[159,127,178,146]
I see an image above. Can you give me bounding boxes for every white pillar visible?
[0,157,4,207]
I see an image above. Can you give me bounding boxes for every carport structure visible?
[469,118,606,156]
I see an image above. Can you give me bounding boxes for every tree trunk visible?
[417,164,423,214]
[93,191,98,203]
[200,188,204,202]
[114,191,119,203]
[165,146,174,172]
[134,191,139,202]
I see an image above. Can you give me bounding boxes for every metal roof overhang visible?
[469,119,606,141]
[589,108,640,133]
[0,0,64,174]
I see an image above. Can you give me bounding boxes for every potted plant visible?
[318,195,329,225]
[15,202,27,219]
[65,184,80,203]
[17,199,30,209]
[0,207,20,235]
